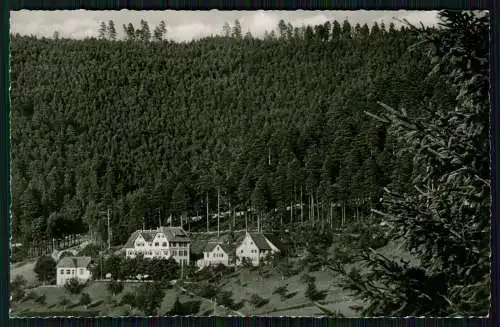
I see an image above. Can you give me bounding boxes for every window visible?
[66,269,71,275]
[60,269,64,275]
[155,242,159,246]
[162,242,167,247]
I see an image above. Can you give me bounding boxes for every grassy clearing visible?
[10,259,37,286]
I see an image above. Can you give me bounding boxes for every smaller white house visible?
[56,256,92,286]
[197,242,234,268]
[235,232,280,266]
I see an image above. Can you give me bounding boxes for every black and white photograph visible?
[8,9,490,317]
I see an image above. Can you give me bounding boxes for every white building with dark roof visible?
[197,241,235,268]
[56,256,92,286]
[124,226,190,265]
[235,231,280,266]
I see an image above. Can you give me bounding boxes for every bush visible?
[273,285,292,300]
[120,292,136,310]
[10,275,27,302]
[134,281,166,316]
[64,277,85,294]
[58,296,70,307]
[107,280,124,296]
[167,297,202,315]
[199,283,217,299]
[300,273,315,284]
[305,281,327,302]
[35,294,46,305]
[249,293,268,308]
[216,290,234,308]
[34,255,56,284]
[79,292,91,307]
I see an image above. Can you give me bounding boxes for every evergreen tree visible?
[333,10,490,317]
[98,21,107,39]
[123,23,136,41]
[222,22,231,37]
[108,20,117,40]
[232,19,242,39]
[278,19,287,39]
[139,19,151,42]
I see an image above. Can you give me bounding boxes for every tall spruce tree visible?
[332,10,490,317]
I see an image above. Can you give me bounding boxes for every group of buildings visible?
[56,226,280,286]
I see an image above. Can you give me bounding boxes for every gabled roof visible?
[203,241,236,260]
[158,226,190,242]
[248,232,273,250]
[124,226,190,249]
[203,241,219,253]
[124,230,142,249]
[57,256,92,268]
[141,231,157,242]
[263,234,285,252]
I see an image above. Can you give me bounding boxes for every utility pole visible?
[217,188,220,239]
[158,208,161,228]
[206,193,209,232]
[107,208,111,250]
[245,213,248,232]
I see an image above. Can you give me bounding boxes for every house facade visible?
[235,232,280,266]
[56,256,92,286]
[124,226,190,265]
[197,242,234,268]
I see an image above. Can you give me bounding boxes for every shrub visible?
[10,275,27,302]
[249,293,268,308]
[107,280,124,296]
[79,292,91,308]
[120,292,136,310]
[199,283,217,299]
[35,294,46,305]
[167,297,202,315]
[34,255,56,284]
[134,281,166,316]
[272,285,288,297]
[216,290,234,308]
[300,273,315,284]
[64,277,85,294]
[58,296,70,307]
[305,281,327,302]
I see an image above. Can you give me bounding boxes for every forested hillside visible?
[10,20,456,246]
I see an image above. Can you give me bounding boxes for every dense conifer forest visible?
[10,18,455,246]
[10,10,491,316]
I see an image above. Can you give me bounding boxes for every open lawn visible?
[10,259,38,287]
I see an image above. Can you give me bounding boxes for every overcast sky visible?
[10,10,439,42]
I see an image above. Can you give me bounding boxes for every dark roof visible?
[220,243,236,258]
[124,230,142,249]
[141,231,156,242]
[57,256,92,268]
[203,242,219,253]
[248,232,273,250]
[263,234,285,251]
[158,226,190,242]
